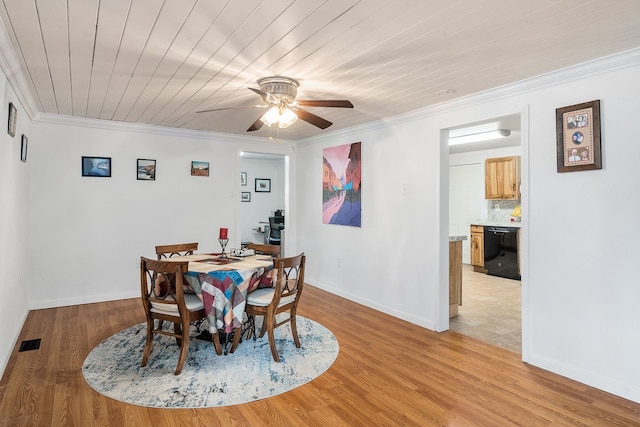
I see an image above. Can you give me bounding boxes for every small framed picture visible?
[556,99,602,173]
[241,171,247,186]
[255,178,271,192]
[241,192,251,202]
[137,159,156,180]
[191,161,209,176]
[8,102,17,137]
[20,134,27,162]
[82,156,111,177]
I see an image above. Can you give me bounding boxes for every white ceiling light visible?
[260,105,298,128]
[260,106,280,126]
[277,107,298,128]
[448,128,511,145]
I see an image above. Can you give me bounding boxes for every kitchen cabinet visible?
[470,225,485,273]
[485,156,520,200]
[449,239,462,318]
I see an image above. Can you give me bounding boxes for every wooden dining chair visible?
[245,243,281,257]
[244,253,306,362]
[140,256,221,375]
[155,242,199,260]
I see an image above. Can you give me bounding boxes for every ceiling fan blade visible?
[248,87,279,104]
[196,104,265,113]
[247,116,265,132]
[293,107,333,129]
[296,100,354,108]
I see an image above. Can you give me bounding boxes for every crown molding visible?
[0,15,39,120]
[299,47,640,146]
[35,112,294,146]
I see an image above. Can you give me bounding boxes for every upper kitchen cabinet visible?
[485,156,520,200]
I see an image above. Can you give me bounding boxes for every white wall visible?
[296,50,640,403]
[26,116,294,308]
[296,123,442,331]
[516,60,640,404]
[0,73,31,375]
[239,157,285,243]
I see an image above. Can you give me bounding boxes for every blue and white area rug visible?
[82,317,338,408]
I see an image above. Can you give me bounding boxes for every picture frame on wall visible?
[191,161,209,176]
[20,134,28,162]
[82,156,111,177]
[241,192,251,202]
[255,178,271,192]
[7,102,17,137]
[241,171,247,186]
[137,159,156,180]
[556,99,602,173]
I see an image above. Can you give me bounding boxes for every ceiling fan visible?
[196,76,354,132]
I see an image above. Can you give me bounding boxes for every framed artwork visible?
[191,161,209,176]
[241,192,251,202]
[82,156,111,177]
[255,178,271,192]
[20,134,27,162]
[241,171,247,186]
[137,159,156,180]
[322,142,362,227]
[556,100,601,173]
[7,102,17,137]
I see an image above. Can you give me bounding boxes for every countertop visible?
[471,221,521,228]
[449,235,467,242]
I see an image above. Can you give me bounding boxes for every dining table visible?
[165,253,276,352]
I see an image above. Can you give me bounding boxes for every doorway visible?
[446,113,523,354]
[239,152,288,250]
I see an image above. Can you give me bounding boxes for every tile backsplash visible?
[486,200,520,222]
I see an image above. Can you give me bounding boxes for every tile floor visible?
[449,264,522,354]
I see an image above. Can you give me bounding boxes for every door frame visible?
[236,145,294,256]
[437,105,530,361]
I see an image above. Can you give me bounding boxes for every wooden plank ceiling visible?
[0,0,639,141]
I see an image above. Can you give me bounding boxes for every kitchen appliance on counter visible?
[484,226,520,280]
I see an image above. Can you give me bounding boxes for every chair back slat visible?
[246,243,281,257]
[155,242,198,260]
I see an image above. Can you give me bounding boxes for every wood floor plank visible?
[1,285,639,426]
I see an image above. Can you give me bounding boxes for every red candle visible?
[219,227,228,240]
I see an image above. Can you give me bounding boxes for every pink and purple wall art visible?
[322,142,361,227]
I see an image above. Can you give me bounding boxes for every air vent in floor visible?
[19,338,41,352]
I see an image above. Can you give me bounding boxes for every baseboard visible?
[528,353,640,404]
[305,279,437,331]
[29,291,139,310]
[0,308,29,381]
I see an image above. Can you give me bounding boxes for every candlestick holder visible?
[218,238,229,259]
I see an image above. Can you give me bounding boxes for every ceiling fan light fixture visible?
[260,105,298,128]
[278,107,298,128]
[260,106,280,126]
[257,76,298,103]
[197,75,351,132]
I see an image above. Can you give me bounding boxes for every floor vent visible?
[19,338,41,352]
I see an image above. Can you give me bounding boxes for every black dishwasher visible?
[484,226,520,280]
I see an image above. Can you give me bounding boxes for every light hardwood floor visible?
[1,285,639,426]
[450,264,522,353]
